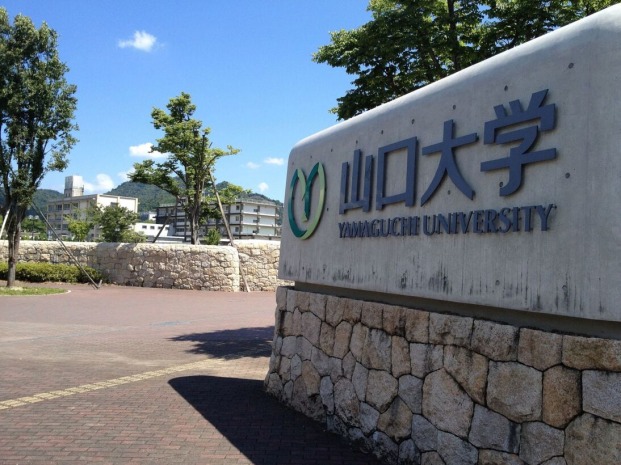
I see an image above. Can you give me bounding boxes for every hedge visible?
[0,262,104,284]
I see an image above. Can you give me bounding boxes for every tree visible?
[22,215,46,240]
[314,0,617,120]
[203,181,250,222]
[0,8,78,287]
[203,228,221,245]
[63,202,97,242]
[92,204,142,243]
[66,215,94,242]
[129,93,239,244]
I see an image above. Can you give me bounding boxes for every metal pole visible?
[0,206,10,240]
[207,169,250,292]
[31,203,100,289]
[152,213,173,243]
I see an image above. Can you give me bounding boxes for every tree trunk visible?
[190,215,199,245]
[189,188,203,245]
[447,0,461,72]
[189,202,200,245]
[6,207,23,288]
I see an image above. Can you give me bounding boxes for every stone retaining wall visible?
[236,241,283,291]
[265,288,621,465]
[0,240,288,291]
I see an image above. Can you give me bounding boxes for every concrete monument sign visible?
[280,6,621,323]
[270,9,621,464]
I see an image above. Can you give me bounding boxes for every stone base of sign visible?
[265,287,621,465]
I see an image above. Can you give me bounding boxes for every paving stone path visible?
[0,284,381,464]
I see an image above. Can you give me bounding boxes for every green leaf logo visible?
[287,163,326,239]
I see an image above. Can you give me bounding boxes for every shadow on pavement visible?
[169,375,382,465]
[169,326,274,359]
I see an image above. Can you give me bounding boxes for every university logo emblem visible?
[287,163,326,239]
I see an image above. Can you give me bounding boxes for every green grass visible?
[0,286,68,296]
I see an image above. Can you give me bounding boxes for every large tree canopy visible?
[314,0,617,120]
[0,8,78,286]
[129,93,239,244]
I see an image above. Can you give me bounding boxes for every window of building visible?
[63,204,70,210]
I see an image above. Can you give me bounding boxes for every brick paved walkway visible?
[0,284,381,465]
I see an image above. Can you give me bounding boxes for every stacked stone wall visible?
[0,240,288,291]
[265,287,621,465]
[236,241,283,291]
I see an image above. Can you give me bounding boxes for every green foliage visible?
[0,8,78,286]
[0,189,63,217]
[92,204,139,243]
[129,92,239,244]
[0,262,104,284]
[203,181,250,222]
[122,230,147,243]
[203,228,221,245]
[31,189,63,216]
[66,217,92,241]
[63,203,97,241]
[22,216,47,240]
[106,181,175,213]
[314,0,618,120]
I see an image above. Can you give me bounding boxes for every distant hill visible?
[1,181,281,219]
[0,189,63,217]
[217,181,283,206]
[106,181,282,213]
[106,182,175,213]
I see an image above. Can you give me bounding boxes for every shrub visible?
[203,229,221,245]
[0,262,104,284]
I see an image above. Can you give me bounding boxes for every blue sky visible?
[3,1,371,201]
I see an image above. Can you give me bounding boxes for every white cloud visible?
[129,142,166,158]
[245,161,260,169]
[258,182,269,193]
[84,174,115,193]
[264,157,284,166]
[118,170,133,182]
[118,31,157,52]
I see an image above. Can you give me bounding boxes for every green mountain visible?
[106,181,282,213]
[0,189,63,217]
[33,189,64,214]
[1,181,281,219]
[106,182,176,213]
[217,181,283,206]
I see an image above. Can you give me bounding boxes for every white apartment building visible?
[46,176,139,241]
[133,222,170,241]
[155,198,281,241]
[218,200,281,239]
